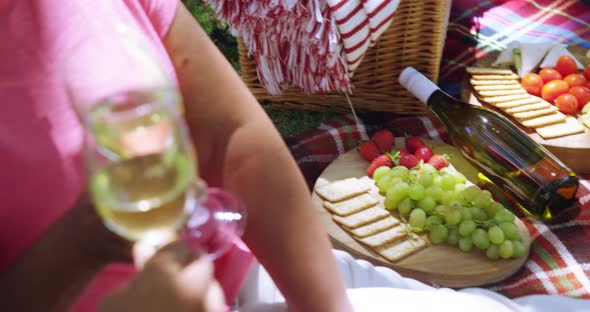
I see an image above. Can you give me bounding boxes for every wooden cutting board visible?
[312,138,532,288]
[461,45,590,173]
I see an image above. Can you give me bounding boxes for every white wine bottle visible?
[399,67,579,221]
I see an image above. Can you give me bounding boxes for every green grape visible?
[474,189,493,209]
[486,244,500,260]
[440,190,460,206]
[377,176,394,193]
[512,240,525,258]
[398,197,414,215]
[485,200,504,218]
[425,215,443,230]
[470,207,489,222]
[420,163,438,175]
[440,174,456,190]
[429,224,449,244]
[418,173,434,187]
[390,166,410,180]
[472,228,490,249]
[445,209,462,225]
[432,175,443,188]
[499,240,514,259]
[452,172,467,184]
[434,205,449,217]
[494,209,516,223]
[453,184,466,201]
[408,183,425,201]
[462,185,481,204]
[447,227,460,245]
[372,166,391,183]
[386,182,410,202]
[458,237,473,252]
[499,222,520,240]
[417,196,437,213]
[425,185,443,203]
[384,197,399,211]
[447,199,462,210]
[408,169,420,183]
[409,208,426,230]
[488,225,505,244]
[458,220,476,237]
[459,206,473,221]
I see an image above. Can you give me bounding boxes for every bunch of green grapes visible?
[372,164,526,260]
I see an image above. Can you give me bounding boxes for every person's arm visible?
[0,197,132,312]
[163,4,353,312]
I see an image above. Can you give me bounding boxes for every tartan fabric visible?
[283,0,590,299]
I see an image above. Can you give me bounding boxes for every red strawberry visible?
[405,136,425,154]
[396,148,410,157]
[428,154,449,170]
[398,154,419,169]
[359,140,381,162]
[371,129,395,153]
[368,154,394,177]
[414,145,434,162]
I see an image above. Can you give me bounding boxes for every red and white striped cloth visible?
[206,0,400,95]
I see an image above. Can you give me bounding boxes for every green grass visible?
[183,1,332,138]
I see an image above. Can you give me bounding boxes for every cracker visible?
[471,73,520,80]
[345,216,400,238]
[521,112,566,128]
[470,79,519,86]
[358,224,409,247]
[466,67,516,75]
[477,89,527,97]
[473,84,523,91]
[535,117,585,139]
[332,206,390,229]
[512,107,558,121]
[482,94,531,104]
[315,178,370,202]
[323,193,379,216]
[494,97,541,108]
[504,101,551,113]
[376,234,428,262]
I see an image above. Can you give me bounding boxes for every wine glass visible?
[63,23,245,266]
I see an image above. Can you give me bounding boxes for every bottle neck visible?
[399,67,440,105]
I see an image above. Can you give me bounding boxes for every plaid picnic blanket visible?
[284,0,590,300]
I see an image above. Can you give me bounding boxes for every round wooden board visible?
[312,138,532,288]
[461,45,590,174]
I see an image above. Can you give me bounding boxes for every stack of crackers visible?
[314,177,428,262]
[467,67,585,139]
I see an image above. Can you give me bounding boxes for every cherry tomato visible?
[555,93,579,114]
[521,73,544,96]
[569,86,590,110]
[563,74,587,88]
[538,68,563,83]
[584,66,590,81]
[541,80,570,103]
[555,55,579,77]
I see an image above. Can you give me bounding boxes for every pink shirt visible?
[0,0,252,310]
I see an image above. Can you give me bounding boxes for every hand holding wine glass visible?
[64,23,245,267]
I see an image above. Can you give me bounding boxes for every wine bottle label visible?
[399,67,439,104]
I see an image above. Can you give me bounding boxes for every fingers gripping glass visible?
[63,24,245,266]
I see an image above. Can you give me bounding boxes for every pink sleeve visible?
[136,0,179,38]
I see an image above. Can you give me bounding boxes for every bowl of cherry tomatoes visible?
[521,55,590,115]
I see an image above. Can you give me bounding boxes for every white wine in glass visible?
[86,88,200,244]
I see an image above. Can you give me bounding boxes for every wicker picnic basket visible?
[238,0,452,114]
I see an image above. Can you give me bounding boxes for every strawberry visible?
[398,154,419,169]
[428,154,449,170]
[367,154,394,177]
[405,136,425,154]
[414,145,434,162]
[396,148,410,157]
[359,140,381,162]
[371,129,395,153]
